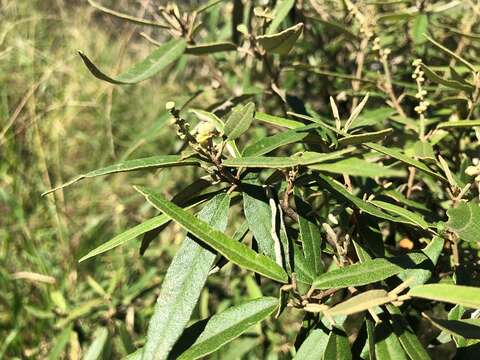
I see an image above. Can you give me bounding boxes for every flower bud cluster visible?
[412,59,429,115]
[372,37,391,60]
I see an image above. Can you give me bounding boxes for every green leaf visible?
[43,155,198,196]
[312,253,427,290]
[142,194,230,360]
[411,14,428,44]
[422,313,480,340]
[293,244,315,286]
[185,42,237,55]
[177,297,278,360]
[339,129,393,146]
[295,189,323,275]
[243,186,276,260]
[374,322,408,360]
[445,201,480,242]
[310,157,405,178]
[255,112,304,129]
[323,328,352,360]
[78,198,206,263]
[387,305,430,360]
[381,190,429,211]
[78,39,186,84]
[437,120,480,129]
[424,35,476,72]
[267,0,295,34]
[408,284,480,308]
[224,148,355,168]
[242,124,318,157]
[294,329,330,359]
[224,102,255,140]
[369,200,431,229]
[257,23,303,55]
[398,236,444,287]
[316,174,412,224]
[420,63,474,92]
[83,327,109,360]
[365,142,447,181]
[366,318,376,360]
[324,290,390,317]
[135,187,288,283]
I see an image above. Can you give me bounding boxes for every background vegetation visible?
[2,0,480,359]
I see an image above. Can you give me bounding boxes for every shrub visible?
[47,0,480,358]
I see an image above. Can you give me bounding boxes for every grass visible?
[0,1,200,357]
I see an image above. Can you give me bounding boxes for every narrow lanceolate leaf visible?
[312,253,427,290]
[78,39,186,84]
[387,305,430,360]
[325,290,390,317]
[224,148,354,168]
[408,284,480,308]
[135,187,288,283]
[294,190,323,275]
[316,174,411,224]
[424,35,476,72]
[323,329,352,360]
[185,42,236,55]
[267,0,295,34]
[243,187,276,260]
[257,23,304,55]
[445,201,480,242]
[43,155,197,196]
[370,200,430,229]
[83,327,108,360]
[374,322,408,360]
[365,143,447,181]
[242,124,318,157]
[422,313,480,340]
[338,128,393,146]
[310,158,405,178]
[224,102,255,140]
[177,297,278,360]
[255,112,304,129]
[420,63,474,92]
[437,120,480,129]
[293,329,330,360]
[78,199,206,262]
[142,194,230,360]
